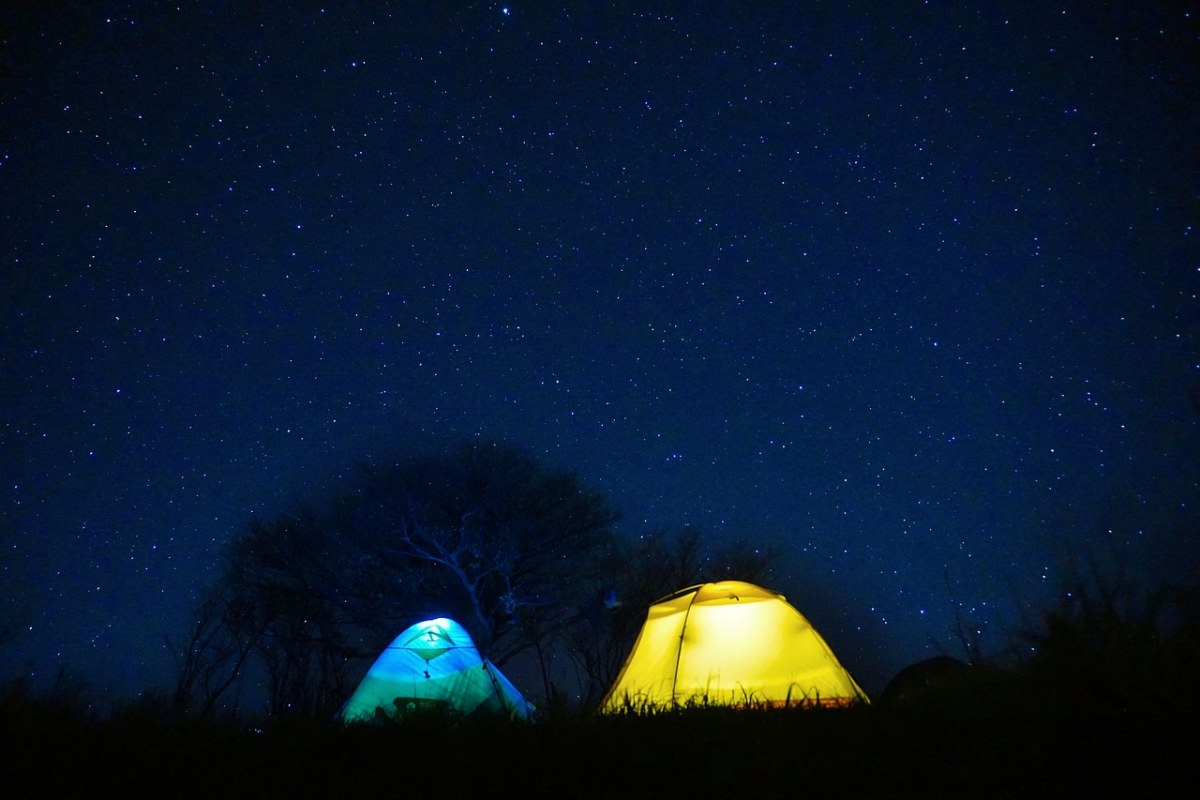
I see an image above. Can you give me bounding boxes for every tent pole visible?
[669,590,701,710]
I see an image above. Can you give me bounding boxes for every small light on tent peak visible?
[403,618,457,664]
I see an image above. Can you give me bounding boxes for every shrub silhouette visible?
[1020,558,1200,716]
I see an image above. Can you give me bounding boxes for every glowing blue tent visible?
[338,617,535,722]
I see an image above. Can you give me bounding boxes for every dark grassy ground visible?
[4,670,1197,798]
[9,579,1200,797]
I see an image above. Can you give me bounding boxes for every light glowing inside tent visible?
[601,580,868,711]
[338,617,536,722]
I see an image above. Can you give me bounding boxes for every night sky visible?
[3,2,1198,704]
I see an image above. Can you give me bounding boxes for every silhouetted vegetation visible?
[4,639,1198,797]
[7,541,1198,796]
[1017,552,1200,718]
[10,438,1194,794]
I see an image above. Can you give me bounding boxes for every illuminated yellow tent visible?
[338,618,535,722]
[601,580,868,711]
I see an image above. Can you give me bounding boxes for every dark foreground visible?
[4,678,1198,799]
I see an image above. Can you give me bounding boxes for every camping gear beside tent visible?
[601,580,868,711]
[339,617,535,722]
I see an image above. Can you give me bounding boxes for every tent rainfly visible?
[601,580,868,711]
[338,617,535,722]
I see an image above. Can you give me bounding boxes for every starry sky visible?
[2,2,1198,703]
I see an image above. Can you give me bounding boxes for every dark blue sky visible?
[3,2,1197,702]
